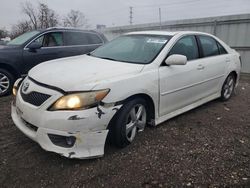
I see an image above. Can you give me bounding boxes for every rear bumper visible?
[11,102,116,159]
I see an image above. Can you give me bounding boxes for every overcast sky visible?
[0,0,250,30]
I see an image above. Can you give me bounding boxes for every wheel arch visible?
[122,93,155,123]
[229,70,238,81]
[106,93,156,146]
[107,93,156,132]
[0,63,20,79]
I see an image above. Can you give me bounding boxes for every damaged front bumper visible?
[11,97,121,159]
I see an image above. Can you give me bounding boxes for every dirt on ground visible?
[0,79,249,188]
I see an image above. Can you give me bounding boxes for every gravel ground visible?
[0,79,249,188]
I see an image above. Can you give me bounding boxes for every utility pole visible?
[129,6,133,25]
[159,7,162,29]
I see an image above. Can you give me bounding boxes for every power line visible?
[127,0,201,26]
[132,0,201,9]
[86,0,202,20]
[129,6,133,25]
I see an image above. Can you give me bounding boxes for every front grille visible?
[21,90,51,106]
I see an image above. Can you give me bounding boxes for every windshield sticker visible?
[146,38,168,44]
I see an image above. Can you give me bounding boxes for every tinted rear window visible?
[217,42,228,54]
[87,33,103,44]
[64,32,103,46]
[64,32,88,46]
[198,35,219,57]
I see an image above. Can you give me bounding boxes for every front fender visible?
[93,69,159,115]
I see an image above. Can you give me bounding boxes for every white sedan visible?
[11,31,241,159]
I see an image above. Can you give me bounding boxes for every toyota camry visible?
[11,31,241,159]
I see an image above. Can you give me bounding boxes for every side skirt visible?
[155,92,221,126]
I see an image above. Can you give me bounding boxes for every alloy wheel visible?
[125,104,147,142]
[223,75,235,100]
[0,73,10,95]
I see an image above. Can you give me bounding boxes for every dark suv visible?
[0,27,107,96]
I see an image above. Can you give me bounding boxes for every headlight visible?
[12,87,18,96]
[49,89,110,111]
[12,78,24,96]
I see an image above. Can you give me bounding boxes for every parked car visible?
[11,31,241,159]
[0,27,107,96]
[0,40,7,45]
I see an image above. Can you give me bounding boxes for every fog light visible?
[48,134,76,148]
[66,136,76,146]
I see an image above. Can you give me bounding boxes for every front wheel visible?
[221,74,236,101]
[112,98,147,148]
[0,69,14,97]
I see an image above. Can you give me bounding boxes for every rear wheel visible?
[221,74,236,101]
[112,98,147,148]
[0,69,14,97]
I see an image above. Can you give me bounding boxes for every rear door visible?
[196,35,228,97]
[63,31,104,56]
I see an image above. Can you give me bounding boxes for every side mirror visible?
[165,54,187,66]
[28,41,42,51]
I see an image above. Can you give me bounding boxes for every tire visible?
[0,68,15,97]
[111,98,147,148]
[221,73,236,101]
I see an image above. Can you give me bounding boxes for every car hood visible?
[28,55,145,91]
[0,45,20,50]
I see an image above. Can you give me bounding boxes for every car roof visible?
[37,27,100,34]
[126,30,212,36]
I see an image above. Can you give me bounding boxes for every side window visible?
[198,35,219,57]
[168,35,199,61]
[34,32,63,47]
[33,35,44,45]
[65,32,88,46]
[217,42,228,55]
[87,33,103,44]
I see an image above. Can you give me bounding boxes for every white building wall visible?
[101,14,250,73]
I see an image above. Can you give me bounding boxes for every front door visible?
[23,32,64,74]
[159,35,205,116]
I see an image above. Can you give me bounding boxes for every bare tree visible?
[63,10,90,28]
[22,2,38,29]
[11,2,90,37]
[21,1,59,30]
[38,3,58,29]
[10,21,32,38]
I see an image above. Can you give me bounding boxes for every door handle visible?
[197,64,205,70]
[225,57,230,62]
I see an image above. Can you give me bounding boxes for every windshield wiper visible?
[87,53,117,61]
[97,56,119,62]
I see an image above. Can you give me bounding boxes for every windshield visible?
[90,34,171,64]
[7,31,40,45]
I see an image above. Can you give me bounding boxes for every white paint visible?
[165,54,187,65]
